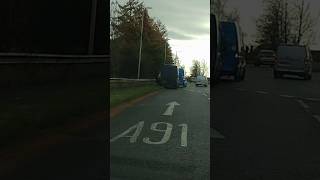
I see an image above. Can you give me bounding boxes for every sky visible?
[225,0,320,50]
[113,0,210,76]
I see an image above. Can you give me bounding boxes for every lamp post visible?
[164,38,170,64]
[137,7,152,79]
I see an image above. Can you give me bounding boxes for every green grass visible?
[0,79,106,147]
[110,84,162,108]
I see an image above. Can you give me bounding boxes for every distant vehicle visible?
[274,44,313,80]
[219,21,246,81]
[211,14,222,83]
[160,64,179,88]
[178,67,187,87]
[195,75,208,87]
[256,50,276,66]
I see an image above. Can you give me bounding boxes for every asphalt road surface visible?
[110,83,210,180]
[213,65,320,180]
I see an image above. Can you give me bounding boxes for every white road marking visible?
[143,122,173,145]
[162,101,180,116]
[211,129,225,139]
[202,93,208,97]
[178,124,188,147]
[280,95,295,98]
[235,88,247,91]
[303,97,320,102]
[313,115,320,123]
[255,91,269,94]
[296,100,309,109]
[110,121,144,143]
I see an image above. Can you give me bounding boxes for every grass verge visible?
[110,83,162,108]
[0,78,106,148]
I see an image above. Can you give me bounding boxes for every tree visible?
[190,59,208,77]
[190,60,201,77]
[200,60,209,76]
[110,0,173,78]
[291,0,315,45]
[212,0,228,20]
[256,0,316,49]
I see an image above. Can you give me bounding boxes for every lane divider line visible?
[211,128,225,139]
[303,97,320,102]
[296,99,309,109]
[235,88,247,91]
[280,94,295,98]
[255,91,269,94]
[313,115,320,123]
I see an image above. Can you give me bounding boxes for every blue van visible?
[178,67,187,87]
[159,64,179,89]
[219,21,246,81]
[211,14,222,83]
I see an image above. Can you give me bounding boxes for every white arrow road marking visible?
[162,101,180,116]
[211,128,225,139]
[313,115,320,123]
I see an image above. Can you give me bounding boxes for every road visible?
[213,65,320,180]
[110,83,210,180]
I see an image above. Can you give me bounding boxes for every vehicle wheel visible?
[304,73,312,80]
[234,68,241,82]
[241,68,246,80]
[274,71,280,79]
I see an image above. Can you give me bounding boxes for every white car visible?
[195,76,208,87]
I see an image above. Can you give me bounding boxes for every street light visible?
[137,7,152,79]
[164,38,170,64]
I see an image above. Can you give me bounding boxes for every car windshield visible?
[277,46,306,60]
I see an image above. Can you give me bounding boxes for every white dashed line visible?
[255,91,269,94]
[235,88,247,91]
[296,100,309,109]
[202,93,208,97]
[313,115,320,123]
[303,97,320,102]
[211,129,225,139]
[279,95,295,98]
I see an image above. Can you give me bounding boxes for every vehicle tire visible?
[241,68,246,80]
[304,73,312,80]
[274,71,280,79]
[234,68,241,82]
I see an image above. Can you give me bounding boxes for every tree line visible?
[111,0,174,79]
[256,0,318,50]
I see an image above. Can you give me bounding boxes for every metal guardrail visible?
[0,53,110,64]
[110,78,155,82]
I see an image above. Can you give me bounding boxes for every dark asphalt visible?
[110,84,210,180]
[213,65,320,180]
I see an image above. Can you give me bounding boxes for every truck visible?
[159,64,179,89]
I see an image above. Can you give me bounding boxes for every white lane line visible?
[280,94,295,98]
[255,91,269,94]
[313,115,320,123]
[235,88,247,91]
[303,97,320,102]
[296,100,309,109]
[211,129,225,139]
[202,93,208,97]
